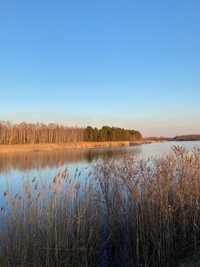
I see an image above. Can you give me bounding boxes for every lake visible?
[0,141,200,204]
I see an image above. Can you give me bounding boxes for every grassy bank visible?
[1,146,199,266]
[0,140,159,154]
[0,141,130,154]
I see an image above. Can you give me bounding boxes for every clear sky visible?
[0,0,200,137]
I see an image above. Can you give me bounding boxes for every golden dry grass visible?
[0,140,160,154]
[0,146,200,266]
[0,141,131,154]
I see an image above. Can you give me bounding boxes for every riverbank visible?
[0,140,159,154]
[0,141,130,154]
[130,139,161,145]
[0,140,162,153]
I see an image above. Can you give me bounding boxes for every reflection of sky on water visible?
[138,141,200,158]
[0,162,89,204]
[0,141,200,207]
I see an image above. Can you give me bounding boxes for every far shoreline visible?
[0,140,159,154]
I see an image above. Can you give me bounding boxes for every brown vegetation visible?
[0,141,130,154]
[0,122,142,145]
[0,122,84,144]
[0,146,200,266]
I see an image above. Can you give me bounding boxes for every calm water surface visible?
[0,141,200,204]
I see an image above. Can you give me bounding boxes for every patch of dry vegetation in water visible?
[0,141,130,154]
[0,146,200,266]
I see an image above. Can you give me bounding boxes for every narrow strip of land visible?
[0,140,158,154]
[0,141,129,154]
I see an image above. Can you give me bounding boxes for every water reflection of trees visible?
[0,147,142,173]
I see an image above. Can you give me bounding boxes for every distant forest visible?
[0,122,142,145]
[174,135,200,141]
[147,135,200,142]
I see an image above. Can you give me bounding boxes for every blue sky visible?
[0,0,200,136]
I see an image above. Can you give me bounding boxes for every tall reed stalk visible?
[0,146,200,266]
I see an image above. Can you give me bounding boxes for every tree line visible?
[174,135,200,141]
[0,122,142,145]
[84,126,142,142]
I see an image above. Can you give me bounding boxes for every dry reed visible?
[0,146,200,266]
